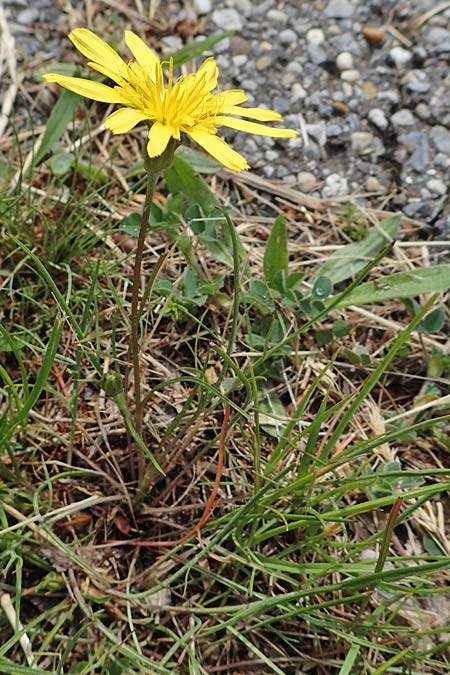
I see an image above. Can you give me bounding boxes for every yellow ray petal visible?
[188,128,249,172]
[196,57,219,91]
[221,105,282,121]
[220,90,248,107]
[125,31,159,73]
[43,73,127,103]
[147,121,173,157]
[69,29,127,78]
[86,61,127,86]
[214,116,298,138]
[105,108,149,134]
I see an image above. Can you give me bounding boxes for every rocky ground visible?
[3,0,450,235]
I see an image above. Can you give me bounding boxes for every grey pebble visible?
[279,29,298,45]
[193,0,211,14]
[427,178,447,196]
[391,109,415,127]
[324,0,353,19]
[389,47,412,67]
[297,171,317,191]
[430,126,450,155]
[351,131,374,154]
[211,8,242,31]
[306,28,325,46]
[291,82,307,101]
[341,69,360,82]
[233,0,253,16]
[368,108,388,131]
[267,9,288,25]
[405,132,430,172]
[17,7,40,24]
[336,52,353,71]
[322,173,349,197]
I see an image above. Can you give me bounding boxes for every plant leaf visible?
[167,32,234,68]
[33,89,81,165]
[264,214,288,288]
[329,264,450,308]
[316,215,401,285]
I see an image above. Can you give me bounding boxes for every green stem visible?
[129,171,157,480]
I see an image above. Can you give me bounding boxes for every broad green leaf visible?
[312,275,333,298]
[330,264,450,309]
[420,307,446,333]
[179,148,222,174]
[258,388,290,438]
[50,150,74,176]
[33,89,81,165]
[165,155,218,212]
[168,32,234,68]
[316,215,401,285]
[264,214,288,288]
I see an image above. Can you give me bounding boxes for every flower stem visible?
[129,171,157,480]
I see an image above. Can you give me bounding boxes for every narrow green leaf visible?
[263,214,288,287]
[316,215,401,285]
[168,32,234,68]
[330,264,450,308]
[33,90,81,165]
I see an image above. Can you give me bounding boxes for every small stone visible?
[333,101,350,114]
[256,54,273,71]
[273,96,290,115]
[336,51,353,71]
[362,80,377,98]
[362,26,385,43]
[425,27,450,45]
[279,29,297,45]
[232,54,247,67]
[401,70,431,94]
[325,0,353,19]
[17,7,39,23]
[341,69,360,82]
[405,132,429,172]
[365,176,386,193]
[391,109,415,127]
[265,150,278,162]
[213,37,230,54]
[286,61,303,75]
[368,108,388,131]
[161,36,183,53]
[427,178,447,196]
[233,0,253,16]
[378,89,400,105]
[415,103,430,120]
[306,28,325,46]
[351,131,374,153]
[297,171,317,192]
[267,9,288,24]
[211,8,242,31]
[435,153,450,170]
[322,173,349,198]
[430,126,450,155]
[291,82,307,100]
[389,47,412,67]
[193,0,211,14]
[308,44,329,65]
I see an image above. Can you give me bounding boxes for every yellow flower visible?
[44,29,297,172]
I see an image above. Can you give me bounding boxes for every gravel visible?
[4,0,450,234]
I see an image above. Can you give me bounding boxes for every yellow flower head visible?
[44,29,298,172]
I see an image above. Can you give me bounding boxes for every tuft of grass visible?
[1,30,450,675]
